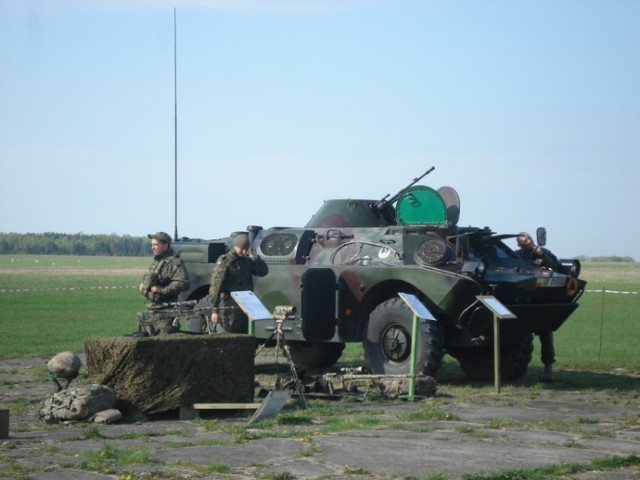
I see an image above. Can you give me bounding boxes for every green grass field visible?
[0,255,148,357]
[1,255,638,375]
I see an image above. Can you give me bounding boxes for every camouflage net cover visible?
[84,334,255,415]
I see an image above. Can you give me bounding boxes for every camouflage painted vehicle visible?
[174,168,586,380]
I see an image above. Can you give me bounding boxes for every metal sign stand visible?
[398,293,436,401]
[476,295,517,393]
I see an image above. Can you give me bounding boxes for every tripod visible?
[256,314,308,408]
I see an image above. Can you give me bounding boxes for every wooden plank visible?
[182,390,291,422]
[192,403,261,410]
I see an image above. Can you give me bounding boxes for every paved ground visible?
[1,354,639,480]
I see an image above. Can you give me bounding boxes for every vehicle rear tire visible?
[287,341,345,369]
[452,333,534,381]
[364,297,444,376]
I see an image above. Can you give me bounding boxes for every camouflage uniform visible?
[138,247,190,335]
[209,250,268,333]
[140,247,190,305]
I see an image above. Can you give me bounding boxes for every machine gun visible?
[371,166,436,214]
[136,300,218,336]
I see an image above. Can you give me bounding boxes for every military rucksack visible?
[38,384,116,424]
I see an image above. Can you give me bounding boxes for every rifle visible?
[372,166,435,213]
[140,272,159,296]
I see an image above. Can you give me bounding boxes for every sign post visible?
[476,295,517,393]
[398,293,436,401]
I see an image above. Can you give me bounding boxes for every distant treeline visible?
[0,233,148,257]
[576,255,636,263]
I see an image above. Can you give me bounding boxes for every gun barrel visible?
[386,166,435,205]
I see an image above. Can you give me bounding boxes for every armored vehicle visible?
[174,168,585,380]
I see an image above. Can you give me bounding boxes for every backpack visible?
[39,384,116,424]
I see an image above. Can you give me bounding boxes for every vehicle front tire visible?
[364,297,444,376]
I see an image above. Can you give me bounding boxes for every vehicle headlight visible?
[559,259,581,277]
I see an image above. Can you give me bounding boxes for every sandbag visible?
[38,384,115,424]
[91,408,122,424]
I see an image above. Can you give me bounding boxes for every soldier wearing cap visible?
[139,232,190,307]
[209,233,269,333]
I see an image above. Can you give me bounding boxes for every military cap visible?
[233,234,251,249]
[148,232,172,245]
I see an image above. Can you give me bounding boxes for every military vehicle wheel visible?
[287,341,345,369]
[364,297,444,376]
[452,334,534,381]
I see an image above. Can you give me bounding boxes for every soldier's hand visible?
[211,312,220,324]
[250,245,258,257]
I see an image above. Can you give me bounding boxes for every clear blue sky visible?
[2,0,639,260]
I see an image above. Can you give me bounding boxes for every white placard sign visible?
[477,295,516,319]
[230,291,273,321]
[398,293,436,321]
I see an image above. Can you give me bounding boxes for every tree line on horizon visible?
[0,232,635,262]
[0,232,149,257]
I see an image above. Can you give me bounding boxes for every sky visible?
[1,0,639,260]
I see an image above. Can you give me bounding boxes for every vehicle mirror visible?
[536,227,547,247]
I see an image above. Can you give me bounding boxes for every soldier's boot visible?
[540,364,553,382]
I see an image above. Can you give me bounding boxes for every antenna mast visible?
[173,8,179,242]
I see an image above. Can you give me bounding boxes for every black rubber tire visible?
[364,297,444,376]
[453,333,534,381]
[287,341,345,369]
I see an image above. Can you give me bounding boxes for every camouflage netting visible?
[84,334,255,415]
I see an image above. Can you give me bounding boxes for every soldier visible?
[209,234,269,333]
[139,232,190,306]
[516,231,562,271]
[516,231,562,382]
[137,232,190,335]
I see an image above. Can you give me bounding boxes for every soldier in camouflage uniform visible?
[137,232,190,334]
[209,234,269,333]
[516,231,563,382]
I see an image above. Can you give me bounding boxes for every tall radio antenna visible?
[173,8,179,242]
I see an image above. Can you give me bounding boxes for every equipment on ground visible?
[255,306,308,408]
